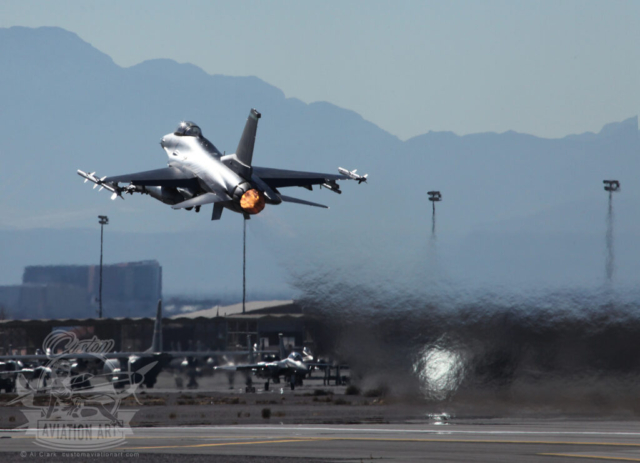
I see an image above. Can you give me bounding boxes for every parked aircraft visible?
[0,301,253,390]
[215,334,325,391]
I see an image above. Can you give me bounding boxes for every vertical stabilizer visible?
[235,109,261,167]
[278,333,286,360]
[150,299,163,352]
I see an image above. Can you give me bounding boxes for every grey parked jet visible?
[215,334,327,392]
[78,109,367,220]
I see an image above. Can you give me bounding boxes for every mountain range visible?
[1,26,638,302]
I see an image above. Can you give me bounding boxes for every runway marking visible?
[6,424,638,438]
[123,438,321,451]
[122,436,640,450]
[0,435,259,440]
[540,454,640,462]
[128,426,640,438]
[6,433,640,449]
[311,437,640,447]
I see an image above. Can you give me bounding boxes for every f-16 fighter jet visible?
[78,109,366,220]
[215,334,321,391]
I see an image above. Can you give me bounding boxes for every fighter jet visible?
[215,333,326,392]
[78,109,366,220]
[0,359,53,393]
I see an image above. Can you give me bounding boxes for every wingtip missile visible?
[78,169,124,199]
[338,167,368,184]
[80,171,91,183]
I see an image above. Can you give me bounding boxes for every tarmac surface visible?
[3,372,640,461]
[4,421,640,462]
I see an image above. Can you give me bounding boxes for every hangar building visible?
[0,300,309,357]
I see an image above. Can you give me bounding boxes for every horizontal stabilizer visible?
[280,195,328,209]
[172,193,228,210]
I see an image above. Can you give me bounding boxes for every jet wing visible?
[215,364,257,372]
[280,195,328,209]
[104,167,199,189]
[214,363,275,372]
[252,166,348,189]
[305,362,349,370]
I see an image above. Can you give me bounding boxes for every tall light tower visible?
[427,191,442,235]
[98,215,109,318]
[603,180,620,283]
[603,180,620,194]
[242,218,247,314]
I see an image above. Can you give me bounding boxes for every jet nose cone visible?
[160,138,166,148]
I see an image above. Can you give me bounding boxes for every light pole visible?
[98,215,109,318]
[603,180,620,283]
[242,218,247,314]
[427,191,442,235]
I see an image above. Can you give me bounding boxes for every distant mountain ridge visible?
[561,116,638,142]
[1,26,638,298]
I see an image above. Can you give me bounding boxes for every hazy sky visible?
[1,0,638,140]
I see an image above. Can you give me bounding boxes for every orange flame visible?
[240,189,266,214]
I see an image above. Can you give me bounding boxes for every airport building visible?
[0,261,162,320]
[0,300,310,357]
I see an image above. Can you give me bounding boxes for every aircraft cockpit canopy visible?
[174,121,202,137]
[289,352,304,362]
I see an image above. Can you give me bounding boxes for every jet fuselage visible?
[162,134,233,193]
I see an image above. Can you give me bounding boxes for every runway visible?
[3,421,640,462]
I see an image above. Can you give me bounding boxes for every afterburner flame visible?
[240,189,266,214]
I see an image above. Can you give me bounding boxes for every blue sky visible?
[1,0,638,140]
